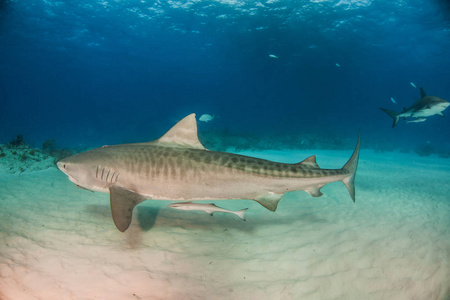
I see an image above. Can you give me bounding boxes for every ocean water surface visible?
[0,0,449,299]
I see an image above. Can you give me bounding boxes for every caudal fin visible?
[341,132,360,202]
[234,208,248,221]
[379,108,400,128]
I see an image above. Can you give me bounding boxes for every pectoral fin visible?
[254,193,283,211]
[109,186,147,232]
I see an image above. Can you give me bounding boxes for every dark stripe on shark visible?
[97,145,347,183]
[114,145,343,179]
[181,150,344,178]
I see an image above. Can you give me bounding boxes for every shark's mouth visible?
[67,175,94,192]
[68,175,80,186]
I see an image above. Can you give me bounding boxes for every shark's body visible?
[169,202,248,221]
[57,114,360,232]
[380,88,449,127]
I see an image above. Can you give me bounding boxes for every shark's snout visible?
[57,160,73,177]
[56,160,82,186]
[56,161,66,172]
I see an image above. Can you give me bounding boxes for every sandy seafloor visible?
[0,148,449,300]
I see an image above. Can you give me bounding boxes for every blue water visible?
[1,0,449,152]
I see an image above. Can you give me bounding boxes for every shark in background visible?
[57,114,360,232]
[380,88,450,127]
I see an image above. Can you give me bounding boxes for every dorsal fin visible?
[297,155,319,168]
[155,114,206,149]
[420,88,427,98]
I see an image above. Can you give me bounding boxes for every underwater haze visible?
[1,1,450,300]
[1,0,450,151]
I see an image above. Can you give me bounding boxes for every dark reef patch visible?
[0,134,76,174]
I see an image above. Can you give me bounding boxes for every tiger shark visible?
[57,114,360,232]
[380,88,449,127]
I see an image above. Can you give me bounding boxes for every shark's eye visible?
[63,164,66,169]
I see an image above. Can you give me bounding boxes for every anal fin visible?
[109,186,147,232]
[305,186,324,197]
[253,192,283,212]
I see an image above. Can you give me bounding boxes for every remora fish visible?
[57,114,360,232]
[168,202,248,221]
[379,88,449,127]
[407,118,426,123]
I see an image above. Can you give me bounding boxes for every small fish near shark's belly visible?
[407,118,426,123]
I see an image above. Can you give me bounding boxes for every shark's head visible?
[412,97,450,118]
[57,148,114,192]
[440,100,450,110]
[426,98,450,115]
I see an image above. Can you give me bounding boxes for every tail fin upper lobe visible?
[379,108,400,127]
[342,132,360,202]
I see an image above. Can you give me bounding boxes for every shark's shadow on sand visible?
[136,206,160,230]
[84,203,329,233]
[84,205,160,232]
[83,201,330,248]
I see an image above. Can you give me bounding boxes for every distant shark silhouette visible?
[57,114,360,232]
[380,88,449,127]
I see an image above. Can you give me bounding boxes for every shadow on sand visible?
[136,206,160,231]
[83,201,330,235]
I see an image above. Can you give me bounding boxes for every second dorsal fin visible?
[297,155,319,168]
